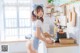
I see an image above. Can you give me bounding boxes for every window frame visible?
[2,0,32,41]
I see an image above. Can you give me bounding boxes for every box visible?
[59,38,75,44]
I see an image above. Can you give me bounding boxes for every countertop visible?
[46,43,78,48]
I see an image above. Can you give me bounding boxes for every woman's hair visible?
[35,5,44,22]
[31,10,36,21]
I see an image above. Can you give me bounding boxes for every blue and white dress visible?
[31,20,43,50]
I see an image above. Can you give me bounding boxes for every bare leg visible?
[26,40,32,53]
[26,40,38,53]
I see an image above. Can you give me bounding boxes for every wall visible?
[0,0,4,52]
[0,41,27,53]
[0,0,4,41]
[67,3,80,44]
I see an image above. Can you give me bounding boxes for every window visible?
[2,0,32,41]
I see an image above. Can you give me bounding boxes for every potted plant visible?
[47,0,54,6]
[48,0,54,4]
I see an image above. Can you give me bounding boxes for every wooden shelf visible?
[46,11,59,14]
[46,6,52,8]
[46,6,54,8]
[46,13,52,14]
[46,4,54,8]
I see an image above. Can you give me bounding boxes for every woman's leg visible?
[30,41,38,53]
[26,40,33,53]
[26,40,38,53]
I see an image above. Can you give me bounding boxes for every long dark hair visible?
[36,5,44,22]
[31,10,36,21]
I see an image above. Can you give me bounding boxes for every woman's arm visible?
[35,27,53,44]
[35,27,46,42]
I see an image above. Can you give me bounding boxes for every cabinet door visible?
[38,42,47,53]
[47,46,79,53]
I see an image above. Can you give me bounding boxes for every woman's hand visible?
[45,38,53,44]
[43,32,51,38]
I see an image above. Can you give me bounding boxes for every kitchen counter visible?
[43,33,78,48]
[46,44,79,53]
[43,33,79,53]
[46,43,78,48]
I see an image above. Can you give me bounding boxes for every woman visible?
[27,5,52,53]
